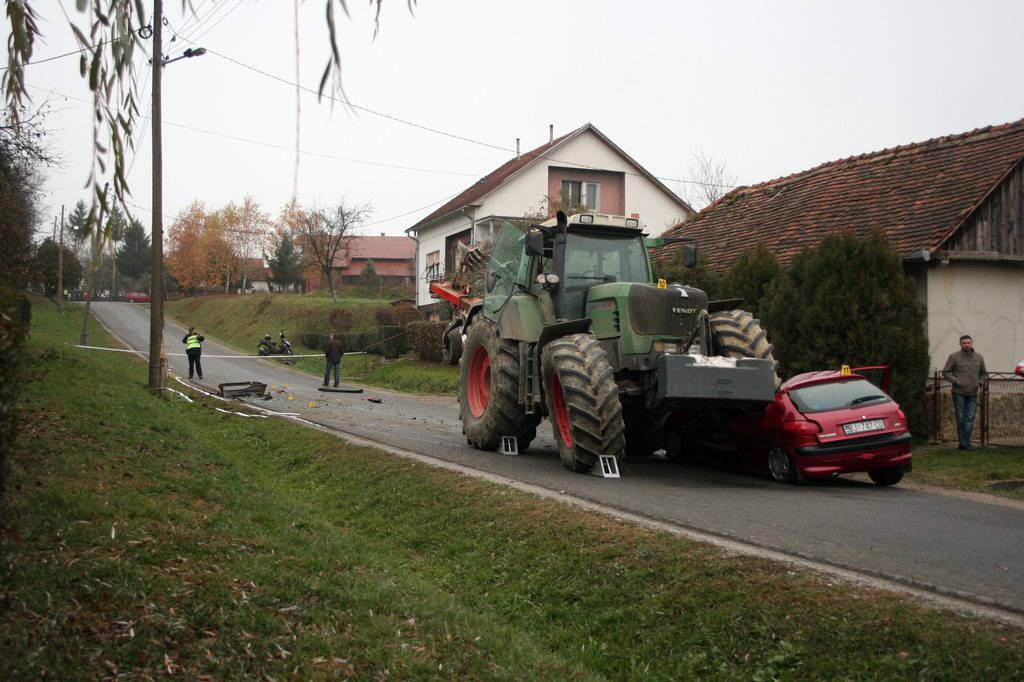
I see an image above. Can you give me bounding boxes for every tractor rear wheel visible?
[459,321,539,451]
[442,321,463,366]
[709,309,779,386]
[542,334,625,472]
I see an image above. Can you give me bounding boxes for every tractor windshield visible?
[563,232,649,318]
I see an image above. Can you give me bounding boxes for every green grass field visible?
[166,294,459,395]
[910,444,1024,500]
[2,298,1023,679]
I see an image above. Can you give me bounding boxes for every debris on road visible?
[363,397,383,404]
[318,386,364,394]
[218,381,269,399]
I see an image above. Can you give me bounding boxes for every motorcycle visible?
[257,330,294,358]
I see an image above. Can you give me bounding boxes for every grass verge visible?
[166,294,459,395]
[910,444,1024,500]
[2,298,1023,679]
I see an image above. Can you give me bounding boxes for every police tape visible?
[72,343,364,360]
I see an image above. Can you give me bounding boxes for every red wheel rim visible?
[550,371,573,447]
[467,345,491,418]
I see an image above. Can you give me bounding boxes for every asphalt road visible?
[91,302,1024,615]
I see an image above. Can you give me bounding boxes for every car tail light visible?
[782,419,821,435]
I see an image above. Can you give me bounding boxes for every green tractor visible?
[438,211,777,472]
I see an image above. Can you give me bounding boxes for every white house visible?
[406,123,695,309]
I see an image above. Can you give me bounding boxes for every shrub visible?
[762,231,929,432]
[0,288,31,492]
[406,320,446,363]
[328,307,354,330]
[370,325,407,359]
[375,303,421,327]
[725,244,782,317]
[652,251,725,299]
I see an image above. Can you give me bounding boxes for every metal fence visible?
[927,372,1024,447]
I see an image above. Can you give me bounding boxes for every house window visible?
[425,250,440,280]
[560,180,601,211]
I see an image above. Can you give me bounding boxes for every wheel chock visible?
[499,436,519,456]
[590,455,620,479]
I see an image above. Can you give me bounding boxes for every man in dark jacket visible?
[324,333,344,387]
[942,335,987,450]
[183,326,205,380]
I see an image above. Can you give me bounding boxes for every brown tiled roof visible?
[331,235,415,267]
[408,126,583,233]
[654,118,1024,270]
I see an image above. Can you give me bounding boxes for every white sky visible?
[10,0,1024,238]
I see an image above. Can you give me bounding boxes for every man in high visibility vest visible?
[182,326,205,380]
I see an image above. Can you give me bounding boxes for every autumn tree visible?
[298,199,372,302]
[165,202,210,292]
[221,196,273,291]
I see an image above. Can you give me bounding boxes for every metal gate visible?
[928,371,1024,447]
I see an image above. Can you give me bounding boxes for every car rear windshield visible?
[788,379,891,414]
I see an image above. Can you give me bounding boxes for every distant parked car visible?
[125,292,151,303]
[732,366,912,486]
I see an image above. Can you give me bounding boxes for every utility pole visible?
[148,0,165,390]
[58,205,65,314]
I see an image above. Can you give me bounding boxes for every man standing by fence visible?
[324,333,344,388]
[942,335,987,450]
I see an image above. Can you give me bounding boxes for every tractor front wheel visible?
[542,334,625,472]
[459,322,539,451]
[709,309,779,387]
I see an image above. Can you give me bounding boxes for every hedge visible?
[406,321,446,363]
[0,288,31,493]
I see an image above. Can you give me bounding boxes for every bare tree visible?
[298,199,372,302]
[679,152,737,211]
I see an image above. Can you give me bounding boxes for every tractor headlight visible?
[654,341,681,355]
[536,273,560,286]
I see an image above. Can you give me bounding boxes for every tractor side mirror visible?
[485,269,498,293]
[525,230,545,257]
[681,244,698,269]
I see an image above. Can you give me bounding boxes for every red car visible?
[733,366,912,486]
[125,292,151,303]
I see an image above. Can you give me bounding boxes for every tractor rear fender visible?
[460,302,483,335]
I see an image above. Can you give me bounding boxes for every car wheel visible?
[767,447,799,484]
[868,467,904,486]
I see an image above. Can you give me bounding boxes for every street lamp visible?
[147,0,206,390]
[163,47,207,65]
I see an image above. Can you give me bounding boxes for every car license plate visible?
[843,419,885,436]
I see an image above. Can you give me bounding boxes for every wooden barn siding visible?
[944,160,1024,255]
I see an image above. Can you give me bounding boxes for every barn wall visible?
[944,160,1024,256]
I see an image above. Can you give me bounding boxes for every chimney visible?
[380,232,385,237]
[516,138,520,159]
[549,124,553,143]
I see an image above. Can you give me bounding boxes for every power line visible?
[30,84,481,178]
[189,0,247,43]
[186,42,514,154]
[184,40,737,188]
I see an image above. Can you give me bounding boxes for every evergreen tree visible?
[651,250,725,300]
[725,243,782,317]
[359,259,380,290]
[32,238,83,297]
[267,231,302,291]
[66,200,91,250]
[116,218,151,282]
[763,232,929,431]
